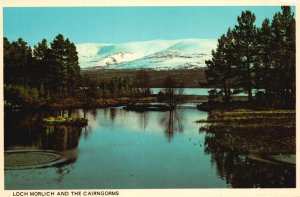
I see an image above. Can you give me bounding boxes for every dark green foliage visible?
[4,85,40,106]
[33,39,51,96]
[157,90,165,102]
[205,29,236,103]
[4,38,33,86]
[49,34,80,96]
[82,68,206,88]
[135,69,151,96]
[270,7,295,107]
[234,11,258,101]
[98,77,136,98]
[207,89,220,102]
[254,6,295,107]
[205,6,295,108]
[255,19,272,97]
[80,75,137,100]
[4,34,80,106]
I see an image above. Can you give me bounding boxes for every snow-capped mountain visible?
[76,39,217,70]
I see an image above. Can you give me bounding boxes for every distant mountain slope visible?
[76,39,217,70]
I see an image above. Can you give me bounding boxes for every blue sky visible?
[3,6,295,46]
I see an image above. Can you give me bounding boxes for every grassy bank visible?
[50,97,157,108]
[42,116,88,126]
[197,100,279,112]
[4,96,157,111]
[198,109,295,155]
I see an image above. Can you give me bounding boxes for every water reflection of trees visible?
[109,108,116,122]
[83,108,98,121]
[41,125,82,151]
[160,110,184,141]
[204,130,296,188]
[139,112,149,131]
[5,110,86,152]
[5,110,88,183]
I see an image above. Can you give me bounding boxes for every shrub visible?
[4,85,40,106]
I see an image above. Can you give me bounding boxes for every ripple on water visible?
[5,150,67,170]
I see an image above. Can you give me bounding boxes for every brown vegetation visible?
[198,109,295,155]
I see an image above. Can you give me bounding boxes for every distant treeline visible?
[205,6,295,108]
[82,74,151,99]
[82,68,206,88]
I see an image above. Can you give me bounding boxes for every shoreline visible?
[4,96,159,111]
[4,95,211,112]
[198,109,296,156]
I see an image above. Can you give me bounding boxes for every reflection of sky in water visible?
[6,107,228,189]
[5,107,294,189]
[81,107,208,134]
[68,108,227,189]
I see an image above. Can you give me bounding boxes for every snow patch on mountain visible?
[76,39,217,70]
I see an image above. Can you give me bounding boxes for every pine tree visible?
[4,38,33,86]
[65,39,80,95]
[204,8,295,108]
[205,29,236,103]
[33,39,51,96]
[233,11,258,101]
[49,34,80,97]
[271,6,295,107]
[50,34,67,96]
[256,18,273,104]
[4,37,12,85]
[4,34,81,105]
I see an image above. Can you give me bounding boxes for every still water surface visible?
[4,106,295,189]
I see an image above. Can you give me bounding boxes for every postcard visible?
[1,1,299,196]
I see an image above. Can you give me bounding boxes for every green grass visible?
[42,116,88,126]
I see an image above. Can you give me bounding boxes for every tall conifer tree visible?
[233,11,257,101]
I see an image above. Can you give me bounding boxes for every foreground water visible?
[4,107,295,189]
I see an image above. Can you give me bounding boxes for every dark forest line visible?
[81,68,206,88]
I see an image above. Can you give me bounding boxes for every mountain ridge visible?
[76,39,217,70]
